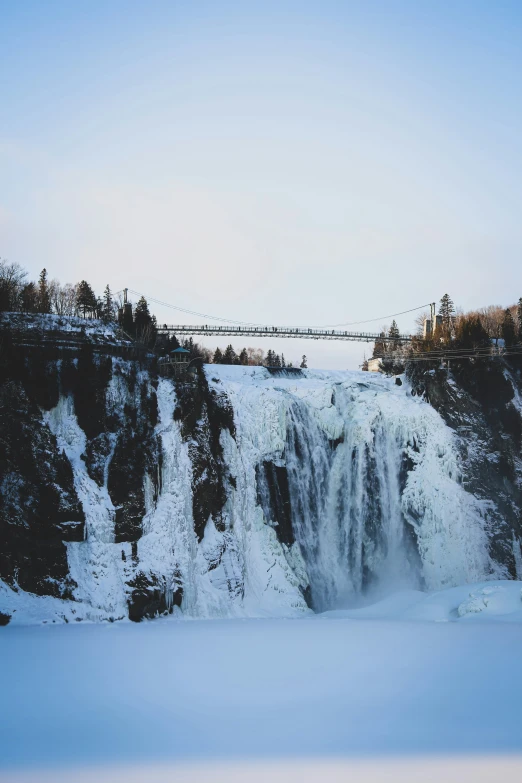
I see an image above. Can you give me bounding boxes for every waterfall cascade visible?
[0,364,507,624]
[248,368,502,611]
[281,388,421,610]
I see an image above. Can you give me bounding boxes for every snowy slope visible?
[320,580,522,622]
[0,312,125,340]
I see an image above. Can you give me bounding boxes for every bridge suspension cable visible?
[124,288,432,330]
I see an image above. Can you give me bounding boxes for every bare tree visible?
[414,311,429,336]
[472,305,504,341]
[49,279,60,312]
[20,282,38,312]
[246,347,265,366]
[64,283,79,316]
[0,259,27,311]
[49,280,79,316]
[198,346,214,363]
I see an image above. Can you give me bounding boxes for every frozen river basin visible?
[1,583,522,780]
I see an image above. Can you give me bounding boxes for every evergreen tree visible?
[102,284,114,322]
[38,268,51,314]
[517,298,522,342]
[238,348,248,365]
[265,349,275,366]
[150,315,158,346]
[182,337,195,357]
[372,332,386,358]
[501,308,516,347]
[281,353,286,367]
[76,280,97,318]
[132,297,156,346]
[213,347,223,364]
[272,353,282,367]
[223,344,237,365]
[388,320,401,350]
[438,293,455,339]
[300,355,308,369]
[456,315,490,349]
[185,337,207,360]
[134,296,152,335]
[20,282,38,313]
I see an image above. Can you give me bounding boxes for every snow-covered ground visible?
[0,312,122,338]
[1,582,522,781]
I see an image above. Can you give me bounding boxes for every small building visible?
[158,346,191,378]
[367,358,383,373]
[170,346,191,363]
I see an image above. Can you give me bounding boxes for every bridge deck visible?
[157,324,413,343]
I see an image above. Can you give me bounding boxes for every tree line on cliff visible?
[0,260,306,366]
[367,293,522,374]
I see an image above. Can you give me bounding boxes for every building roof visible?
[171,346,190,354]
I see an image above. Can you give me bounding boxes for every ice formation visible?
[1,364,507,623]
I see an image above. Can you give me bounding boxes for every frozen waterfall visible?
[281,386,421,610]
[1,364,505,624]
[234,366,501,613]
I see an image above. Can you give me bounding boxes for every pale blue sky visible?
[1,1,521,367]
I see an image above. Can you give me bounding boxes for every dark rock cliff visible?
[0,324,164,621]
[174,370,236,541]
[0,335,85,600]
[407,358,522,576]
[0,319,242,622]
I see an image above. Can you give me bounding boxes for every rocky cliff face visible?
[1,318,521,624]
[407,359,522,578]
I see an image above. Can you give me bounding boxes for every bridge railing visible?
[156,324,413,343]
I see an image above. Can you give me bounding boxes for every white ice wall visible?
[1,365,505,624]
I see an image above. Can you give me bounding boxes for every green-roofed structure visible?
[159,345,192,378]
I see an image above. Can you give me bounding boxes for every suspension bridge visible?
[155,324,413,343]
[115,290,522,363]
[123,289,430,344]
